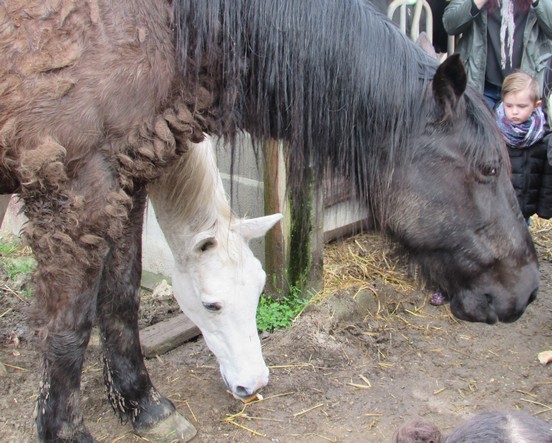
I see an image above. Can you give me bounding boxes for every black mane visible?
[174,0,503,220]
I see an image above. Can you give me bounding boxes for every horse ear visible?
[432,54,467,120]
[232,213,283,240]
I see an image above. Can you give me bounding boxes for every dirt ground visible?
[0,230,551,443]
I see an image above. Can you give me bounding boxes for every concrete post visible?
[0,194,11,227]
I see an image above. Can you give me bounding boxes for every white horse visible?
[148,140,282,399]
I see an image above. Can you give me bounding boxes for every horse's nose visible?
[235,385,253,398]
[528,288,538,304]
[232,371,268,399]
[500,290,538,323]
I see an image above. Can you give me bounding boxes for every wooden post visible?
[263,140,323,298]
[307,185,324,293]
[263,140,288,296]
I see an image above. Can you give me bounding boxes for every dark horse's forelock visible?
[173,0,459,219]
[422,86,507,171]
[463,90,509,169]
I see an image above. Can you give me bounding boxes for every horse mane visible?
[173,0,505,223]
[148,141,233,233]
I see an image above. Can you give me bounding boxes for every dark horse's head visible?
[173,0,539,324]
[387,55,538,324]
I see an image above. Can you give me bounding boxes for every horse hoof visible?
[135,411,197,442]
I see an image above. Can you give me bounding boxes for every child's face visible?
[503,88,541,124]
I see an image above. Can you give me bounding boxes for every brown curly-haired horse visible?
[0,1,539,441]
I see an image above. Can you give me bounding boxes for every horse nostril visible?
[235,385,251,398]
[528,289,537,304]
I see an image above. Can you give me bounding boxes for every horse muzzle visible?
[449,262,539,324]
[222,365,269,399]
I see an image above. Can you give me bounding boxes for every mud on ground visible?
[0,230,551,442]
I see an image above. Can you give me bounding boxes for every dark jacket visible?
[508,133,552,220]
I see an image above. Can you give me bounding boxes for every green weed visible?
[256,287,309,331]
[0,238,20,256]
[0,236,35,296]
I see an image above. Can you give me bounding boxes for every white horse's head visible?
[148,139,282,399]
[171,213,282,398]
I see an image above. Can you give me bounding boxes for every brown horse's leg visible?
[24,149,121,442]
[36,284,101,443]
[96,187,196,442]
[32,227,105,443]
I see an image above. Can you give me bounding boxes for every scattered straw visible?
[184,400,198,422]
[311,433,337,442]
[225,420,267,438]
[269,363,315,370]
[293,403,324,417]
[520,398,552,410]
[3,363,28,371]
[516,390,537,399]
[110,434,128,443]
[0,308,13,318]
[224,391,296,439]
[347,374,372,389]
[378,362,393,369]
[1,283,28,303]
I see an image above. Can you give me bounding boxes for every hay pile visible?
[530,216,552,261]
[321,233,413,299]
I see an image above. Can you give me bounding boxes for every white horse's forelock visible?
[149,139,233,233]
[148,139,247,263]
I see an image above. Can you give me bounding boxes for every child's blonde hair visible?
[501,71,541,103]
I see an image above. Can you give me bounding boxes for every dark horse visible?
[0,0,539,441]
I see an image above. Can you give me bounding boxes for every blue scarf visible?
[496,102,546,148]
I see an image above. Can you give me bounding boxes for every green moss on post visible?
[263,141,323,299]
[288,182,316,292]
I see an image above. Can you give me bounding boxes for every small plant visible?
[0,236,35,297]
[256,286,309,331]
[0,237,20,256]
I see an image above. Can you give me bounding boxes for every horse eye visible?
[480,164,498,177]
[202,302,222,312]
[198,238,217,252]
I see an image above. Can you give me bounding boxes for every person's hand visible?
[473,0,489,9]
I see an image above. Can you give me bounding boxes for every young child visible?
[394,410,552,443]
[496,70,552,222]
